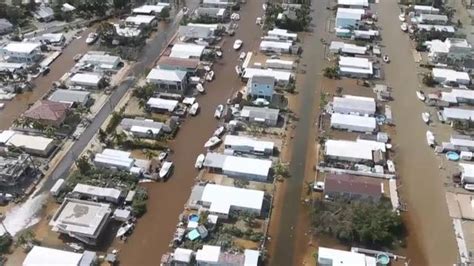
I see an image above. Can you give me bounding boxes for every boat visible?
[400,23,408,32]
[416,90,425,101]
[73,53,82,61]
[382,55,390,63]
[233,39,243,50]
[262,3,267,10]
[464,184,474,191]
[159,161,173,179]
[85,33,98,45]
[239,52,246,60]
[216,50,223,57]
[399,13,406,22]
[116,223,133,238]
[253,98,270,106]
[421,112,430,123]
[189,103,199,116]
[235,65,242,75]
[426,130,435,147]
[231,13,240,20]
[195,154,205,169]
[0,103,4,109]
[214,104,224,119]
[213,126,225,137]
[204,136,221,148]
[196,83,205,93]
[205,71,214,81]
[408,25,416,34]
[158,152,167,161]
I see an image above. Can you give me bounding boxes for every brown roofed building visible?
[156,56,200,73]
[324,174,382,202]
[24,100,70,127]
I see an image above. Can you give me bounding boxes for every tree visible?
[160,8,170,21]
[323,66,339,79]
[98,129,107,143]
[422,73,436,87]
[113,0,129,10]
[0,234,12,254]
[97,22,117,45]
[76,156,92,175]
[143,149,157,160]
[240,211,257,227]
[274,163,290,178]
[44,126,56,138]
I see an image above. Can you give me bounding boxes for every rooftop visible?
[146,97,179,111]
[242,68,292,82]
[169,43,206,59]
[48,89,91,105]
[23,246,84,266]
[337,0,369,6]
[200,184,264,215]
[157,56,200,69]
[318,247,376,266]
[7,133,54,153]
[132,3,169,14]
[70,73,103,86]
[146,68,187,82]
[2,42,41,54]
[333,95,376,115]
[24,100,69,122]
[240,106,280,120]
[179,25,214,39]
[324,173,382,198]
[330,113,376,129]
[336,8,365,20]
[72,184,122,201]
[125,15,156,25]
[196,245,221,263]
[224,135,274,152]
[443,108,474,121]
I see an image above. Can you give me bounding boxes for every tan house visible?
[24,100,69,127]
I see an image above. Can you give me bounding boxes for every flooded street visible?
[376,1,457,265]
[118,1,265,264]
[0,29,93,130]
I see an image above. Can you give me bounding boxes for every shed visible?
[50,178,65,196]
[112,209,132,222]
[330,113,376,132]
[173,248,193,263]
[460,163,474,183]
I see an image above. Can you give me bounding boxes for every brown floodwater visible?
[118,1,265,264]
[0,29,93,130]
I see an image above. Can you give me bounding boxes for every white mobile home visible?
[460,163,474,183]
[417,24,455,32]
[335,8,365,29]
[70,73,104,88]
[325,139,385,162]
[259,41,292,53]
[132,3,169,16]
[329,41,367,55]
[338,56,373,78]
[416,13,448,24]
[332,95,376,116]
[224,135,274,156]
[72,184,122,204]
[94,149,135,171]
[169,43,206,59]
[432,68,470,85]
[441,89,474,105]
[242,68,292,85]
[146,98,179,112]
[203,153,272,181]
[265,59,295,70]
[442,108,474,122]
[425,38,472,62]
[414,5,440,14]
[125,15,157,27]
[330,113,376,133]
[318,247,376,266]
[267,28,297,41]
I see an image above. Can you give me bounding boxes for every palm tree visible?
[143,149,157,160]
[44,126,56,138]
[75,105,91,117]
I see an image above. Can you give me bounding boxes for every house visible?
[266,59,295,70]
[120,117,171,138]
[242,68,292,85]
[441,89,474,105]
[198,184,264,218]
[194,7,227,21]
[330,113,377,133]
[203,152,272,181]
[324,174,382,202]
[146,68,188,94]
[69,73,105,88]
[259,40,292,53]
[332,95,376,116]
[169,43,206,59]
[338,56,373,78]
[94,149,135,171]
[146,97,179,113]
[178,25,215,42]
[2,133,55,156]
[34,33,66,46]
[33,6,54,22]
[48,89,91,106]
[425,38,472,62]
[413,5,440,14]
[79,52,122,71]
[0,19,13,35]
[417,24,455,32]
[335,8,365,29]
[157,56,199,73]
[125,15,158,27]
[324,139,386,162]
[24,100,69,127]
[415,13,449,24]
[247,75,275,100]
[329,41,367,55]
[318,247,376,266]
[23,246,96,266]
[49,198,112,245]
[432,68,470,85]
[224,135,274,156]
[267,28,298,41]
[132,3,170,16]
[240,106,280,126]
[0,153,33,187]
[337,0,368,8]
[442,108,474,122]
[0,42,42,63]
[71,184,123,204]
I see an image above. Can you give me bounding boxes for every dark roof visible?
[0,19,13,31]
[157,56,200,69]
[324,174,381,198]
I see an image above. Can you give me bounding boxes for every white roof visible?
[330,113,376,130]
[174,248,193,263]
[0,130,15,144]
[266,58,294,66]
[102,148,131,158]
[267,28,297,39]
[170,43,205,59]
[70,73,103,86]
[243,68,292,82]
[260,40,292,50]
[339,56,373,74]
[417,24,455,32]
[7,134,53,152]
[80,52,121,67]
[133,4,169,14]
[130,125,161,135]
[425,39,449,54]
[0,62,26,71]
[318,247,376,266]
[432,68,470,83]
[336,8,365,20]
[333,95,376,115]
[325,139,385,160]
[146,68,187,82]
[23,246,83,266]
[125,15,156,25]
[443,108,474,121]
[461,163,474,178]
[200,184,264,215]
[146,97,179,111]
[196,245,221,263]
[338,0,368,6]
[330,41,367,54]
[114,24,142,37]
[417,13,448,23]
[441,89,474,103]
[94,149,134,169]
[414,5,440,12]
[37,33,64,43]
[244,250,260,266]
[451,135,474,148]
[222,156,272,177]
[3,42,40,54]
[72,184,122,200]
[224,135,274,152]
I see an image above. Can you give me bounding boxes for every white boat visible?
[196,83,205,93]
[399,13,406,22]
[189,103,199,116]
[233,39,243,50]
[421,112,430,123]
[216,50,223,57]
[195,154,205,169]
[214,104,224,119]
[73,53,82,61]
[401,23,408,32]
[239,52,246,60]
[235,65,242,75]
[204,136,221,148]
[426,130,435,146]
[213,126,225,137]
[382,55,390,63]
[0,103,4,109]
[116,223,133,238]
[205,71,215,81]
[85,33,98,45]
[158,152,167,161]
[464,184,474,191]
[262,3,267,10]
[416,90,426,101]
[159,161,173,179]
[408,25,416,34]
[253,98,270,106]
[231,13,240,20]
